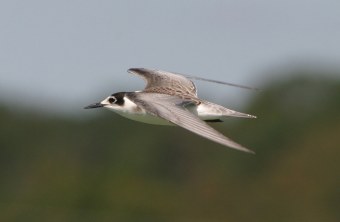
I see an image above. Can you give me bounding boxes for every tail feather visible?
[224,109,257,119]
[198,101,257,120]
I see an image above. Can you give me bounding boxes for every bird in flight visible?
[85,68,256,153]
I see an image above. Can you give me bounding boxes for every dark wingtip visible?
[127,68,139,72]
[128,68,148,74]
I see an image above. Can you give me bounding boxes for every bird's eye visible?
[108,97,116,103]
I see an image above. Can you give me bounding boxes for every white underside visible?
[104,98,174,125]
[196,103,222,120]
[106,102,222,126]
[116,110,173,125]
[103,97,250,126]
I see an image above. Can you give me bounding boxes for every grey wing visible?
[127,92,254,154]
[184,75,260,91]
[127,68,197,97]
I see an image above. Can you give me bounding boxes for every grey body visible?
[85,68,256,153]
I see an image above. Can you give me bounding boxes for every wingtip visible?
[226,142,256,154]
[127,68,139,73]
[128,68,151,74]
[245,149,256,155]
[236,145,256,154]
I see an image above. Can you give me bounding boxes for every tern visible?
[85,68,256,153]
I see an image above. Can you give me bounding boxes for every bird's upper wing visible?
[126,92,254,154]
[127,68,198,97]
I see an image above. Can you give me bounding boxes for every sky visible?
[0,0,340,115]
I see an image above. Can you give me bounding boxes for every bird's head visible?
[84,92,126,111]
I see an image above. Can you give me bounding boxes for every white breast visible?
[105,97,174,126]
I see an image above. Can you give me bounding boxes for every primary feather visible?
[127,92,254,154]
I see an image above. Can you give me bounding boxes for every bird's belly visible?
[109,103,221,126]
[114,110,174,126]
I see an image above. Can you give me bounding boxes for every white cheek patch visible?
[103,97,145,114]
[101,96,115,105]
[122,98,146,114]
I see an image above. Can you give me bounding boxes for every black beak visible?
[84,102,104,109]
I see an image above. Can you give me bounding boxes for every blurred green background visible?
[1,1,340,221]
[1,68,339,222]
